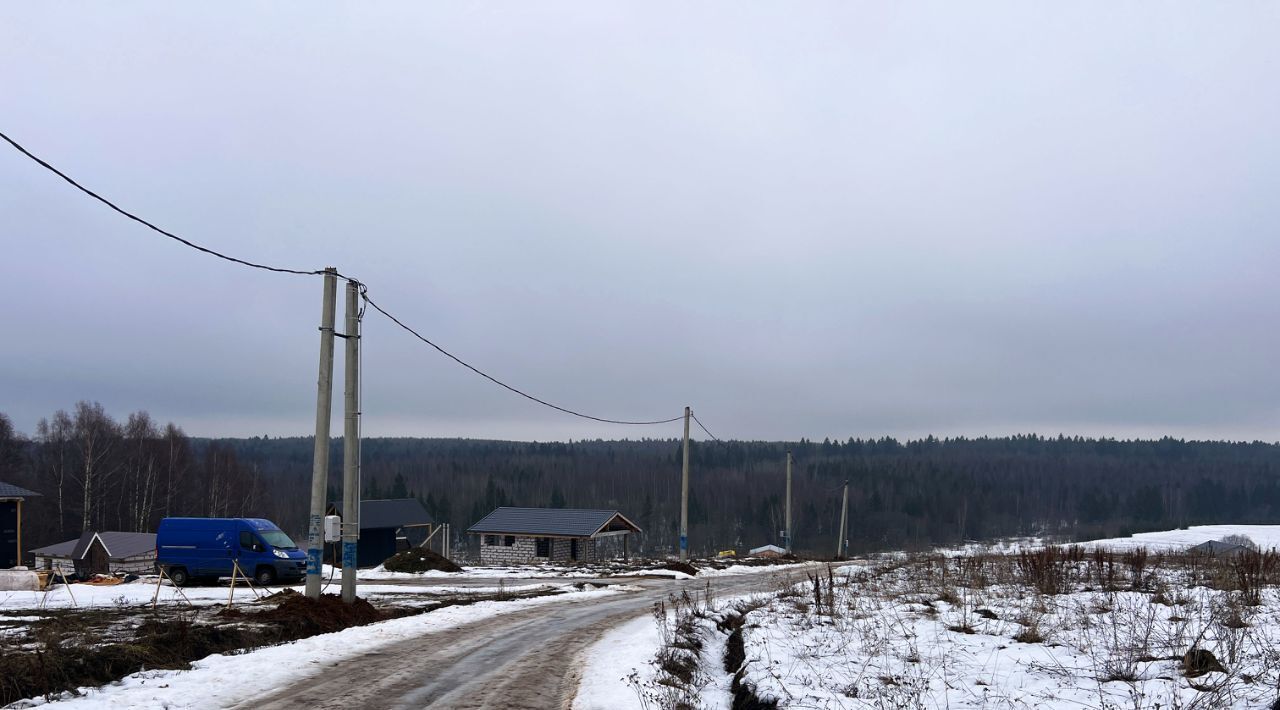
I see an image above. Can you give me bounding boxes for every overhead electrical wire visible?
[1,129,686,428]
[0,130,322,277]
[690,411,733,449]
[361,293,683,426]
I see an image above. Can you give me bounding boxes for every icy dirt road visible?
[240,568,811,710]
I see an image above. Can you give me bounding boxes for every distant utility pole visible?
[835,480,849,560]
[341,279,361,604]
[679,406,691,562]
[784,450,793,554]
[305,268,338,600]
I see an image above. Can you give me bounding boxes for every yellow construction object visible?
[717,549,737,558]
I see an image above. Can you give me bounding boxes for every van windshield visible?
[259,530,297,549]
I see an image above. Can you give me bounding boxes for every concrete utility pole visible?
[679,406,691,562]
[835,480,849,560]
[341,280,361,604]
[305,268,338,600]
[784,450,793,554]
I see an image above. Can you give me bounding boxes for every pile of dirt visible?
[382,548,463,574]
[662,560,699,576]
[249,592,385,634]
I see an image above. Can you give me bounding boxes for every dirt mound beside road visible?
[253,592,385,634]
[382,548,464,574]
[662,560,699,576]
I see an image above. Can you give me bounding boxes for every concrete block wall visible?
[478,535,600,564]
[479,535,538,564]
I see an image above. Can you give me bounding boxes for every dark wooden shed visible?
[326,498,433,568]
[0,481,39,569]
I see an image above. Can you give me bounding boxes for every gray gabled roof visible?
[1188,540,1248,555]
[360,498,432,530]
[467,507,641,537]
[34,531,156,560]
[0,481,39,499]
[29,538,78,557]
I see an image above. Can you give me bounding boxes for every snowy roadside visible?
[572,587,782,710]
[0,578,551,612]
[12,586,624,709]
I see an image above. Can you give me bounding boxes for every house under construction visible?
[467,507,640,564]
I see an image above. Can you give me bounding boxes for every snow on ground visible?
[697,562,807,578]
[735,555,1280,708]
[572,615,662,710]
[0,578,554,612]
[353,563,602,580]
[1079,525,1280,552]
[15,586,624,709]
[343,559,807,581]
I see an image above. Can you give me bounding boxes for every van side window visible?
[239,531,254,549]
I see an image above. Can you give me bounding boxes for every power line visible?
[0,130,322,276]
[3,128,688,428]
[361,293,684,426]
[691,411,733,449]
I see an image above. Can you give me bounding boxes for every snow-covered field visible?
[1080,525,1280,552]
[574,528,1280,709]
[12,586,623,709]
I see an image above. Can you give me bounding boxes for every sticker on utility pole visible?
[342,541,357,568]
[679,535,688,551]
[307,548,323,575]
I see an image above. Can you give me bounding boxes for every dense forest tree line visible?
[4,403,1280,558]
[0,404,268,551]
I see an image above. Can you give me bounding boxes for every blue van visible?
[156,517,307,586]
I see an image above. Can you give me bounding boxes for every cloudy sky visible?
[2,3,1278,442]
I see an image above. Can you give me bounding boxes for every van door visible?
[239,530,264,574]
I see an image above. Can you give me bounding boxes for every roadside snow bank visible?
[15,587,623,709]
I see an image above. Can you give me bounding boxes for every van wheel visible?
[168,567,190,587]
[255,567,277,586]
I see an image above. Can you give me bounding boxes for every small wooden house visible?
[749,544,787,558]
[468,507,640,565]
[0,481,39,569]
[31,531,157,576]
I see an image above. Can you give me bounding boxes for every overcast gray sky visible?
[2,3,1278,442]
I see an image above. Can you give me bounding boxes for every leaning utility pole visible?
[340,280,361,604]
[679,406,691,562]
[835,480,849,560]
[305,268,338,600]
[784,450,793,554]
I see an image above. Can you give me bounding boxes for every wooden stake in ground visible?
[151,566,194,609]
[227,559,262,609]
[39,563,77,609]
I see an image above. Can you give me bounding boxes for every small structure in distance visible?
[468,507,641,564]
[326,497,434,568]
[1186,539,1250,557]
[749,544,787,559]
[30,531,157,576]
[0,481,39,569]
